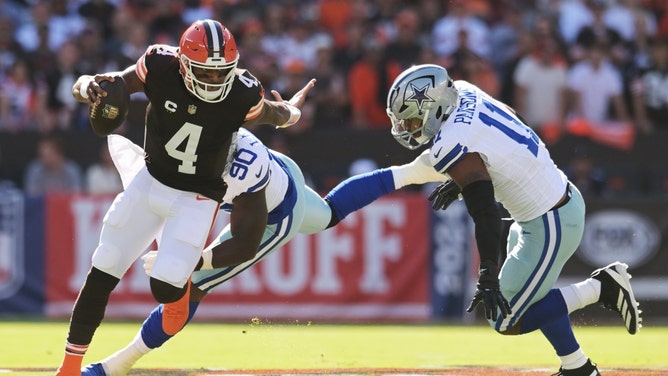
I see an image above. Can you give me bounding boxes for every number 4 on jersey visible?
[164,122,202,174]
[238,74,258,88]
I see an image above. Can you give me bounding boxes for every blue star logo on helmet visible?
[406,83,434,113]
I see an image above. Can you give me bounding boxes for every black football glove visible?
[466,263,511,321]
[427,180,461,211]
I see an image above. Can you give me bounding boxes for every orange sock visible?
[55,343,87,375]
[162,278,191,336]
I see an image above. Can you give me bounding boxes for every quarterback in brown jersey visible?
[56,19,314,376]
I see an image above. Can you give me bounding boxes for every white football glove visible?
[141,250,158,276]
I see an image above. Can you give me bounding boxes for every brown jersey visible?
[135,44,264,201]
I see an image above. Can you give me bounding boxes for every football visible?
[88,77,130,136]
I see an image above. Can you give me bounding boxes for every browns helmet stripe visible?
[203,19,223,59]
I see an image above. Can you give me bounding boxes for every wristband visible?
[79,83,89,99]
[201,248,213,270]
[276,104,301,128]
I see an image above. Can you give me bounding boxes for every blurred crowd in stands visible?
[0,0,667,197]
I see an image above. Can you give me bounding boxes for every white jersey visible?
[430,81,567,222]
[220,128,296,224]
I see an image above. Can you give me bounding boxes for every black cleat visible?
[552,359,601,376]
[591,261,642,334]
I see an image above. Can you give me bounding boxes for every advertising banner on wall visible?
[6,193,665,321]
[559,199,668,316]
[429,199,475,320]
[0,186,45,315]
[0,186,25,302]
[44,193,432,322]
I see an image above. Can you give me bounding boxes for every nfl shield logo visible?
[102,104,119,119]
[188,105,197,114]
[0,185,24,299]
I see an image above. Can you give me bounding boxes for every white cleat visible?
[591,261,642,334]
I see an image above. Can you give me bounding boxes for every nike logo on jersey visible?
[196,195,209,201]
[255,166,264,178]
[434,148,443,158]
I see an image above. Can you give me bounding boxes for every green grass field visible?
[1,320,667,375]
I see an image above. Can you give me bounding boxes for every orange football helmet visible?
[178,19,239,103]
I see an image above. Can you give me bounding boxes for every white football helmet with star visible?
[386,64,458,150]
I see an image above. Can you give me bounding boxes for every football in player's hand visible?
[89,78,129,136]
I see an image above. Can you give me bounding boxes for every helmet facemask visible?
[388,112,432,150]
[180,54,237,102]
[387,64,458,150]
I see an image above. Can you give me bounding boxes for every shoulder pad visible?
[145,44,178,57]
[137,44,179,83]
[236,69,260,84]
[430,127,468,174]
[232,69,265,121]
[234,69,264,94]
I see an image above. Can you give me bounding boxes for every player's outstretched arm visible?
[271,78,316,109]
[200,189,268,270]
[244,78,316,129]
[324,150,449,228]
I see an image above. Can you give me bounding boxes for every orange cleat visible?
[55,346,87,376]
[55,365,82,376]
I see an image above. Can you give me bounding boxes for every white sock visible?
[101,331,152,376]
[560,348,588,370]
[559,278,601,313]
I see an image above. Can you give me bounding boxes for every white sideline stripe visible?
[557,276,668,300]
[46,303,431,320]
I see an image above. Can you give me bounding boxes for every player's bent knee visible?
[91,243,123,278]
[150,277,188,303]
[151,256,192,288]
